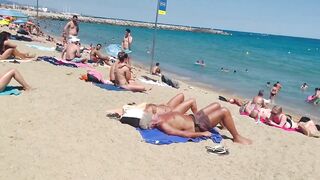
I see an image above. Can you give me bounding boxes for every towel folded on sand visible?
[0,86,21,96]
[137,128,222,145]
[94,83,126,91]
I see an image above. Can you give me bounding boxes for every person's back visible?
[65,43,79,60]
[115,62,130,85]
[152,62,161,75]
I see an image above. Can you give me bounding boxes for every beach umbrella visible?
[0,9,28,18]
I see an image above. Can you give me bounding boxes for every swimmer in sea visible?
[301,83,308,91]
[266,82,271,88]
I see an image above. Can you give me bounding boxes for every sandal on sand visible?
[205,145,229,155]
[106,113,121,119]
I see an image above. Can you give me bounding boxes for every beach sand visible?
[0,28,320,180]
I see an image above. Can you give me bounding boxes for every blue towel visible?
[138,128,222,145]
[38,56,77,68]
[94,83,126,91]
[0,86,21,96]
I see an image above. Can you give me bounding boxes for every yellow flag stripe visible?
[158,10,166,15]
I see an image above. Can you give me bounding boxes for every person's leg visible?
[166,93,185,109]
[122,84,146,92]
[0,48,14,60]
[12,48,35,59]
[203,106,252,144]
[0,69,32,91]
[199,102,221,115]
[172,98,198,114]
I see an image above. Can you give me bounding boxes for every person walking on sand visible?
[63,15,79,42]
[121,29,133,50]
[0,69,33,92]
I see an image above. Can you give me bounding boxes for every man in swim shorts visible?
[121,29,133,50]
[140,103,252,145]
[62,37,87,63]
[63,15,80,43]
[151,62,161,76]
[89,44,111,65]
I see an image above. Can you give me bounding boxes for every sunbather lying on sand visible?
[0,68,33,92]
[266,106,320,137]
[0,31,36,60]
[140,102,252,145]
[107,93,197,117]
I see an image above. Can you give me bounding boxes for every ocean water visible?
[39,19,320,121]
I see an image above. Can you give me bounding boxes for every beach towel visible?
[38,56,77,68]
[138,128,222,145]
[93,83,126,91]
[0,59,33,63]
[138,77,169,87]
[0,86,21,96]
[26,44,55,52]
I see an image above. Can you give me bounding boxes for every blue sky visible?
[12,0,320,39]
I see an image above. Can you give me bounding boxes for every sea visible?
[39,19,320,121]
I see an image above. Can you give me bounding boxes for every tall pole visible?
[36,0,39,24]
[150,0,160,73]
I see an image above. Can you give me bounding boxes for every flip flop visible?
[205,145,229,155]
[106,113,121,120]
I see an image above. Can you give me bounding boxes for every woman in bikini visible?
[0,31,35,60]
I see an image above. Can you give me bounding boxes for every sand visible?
[0,27,320,180]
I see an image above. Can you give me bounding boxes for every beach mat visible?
[138,128,222,145]
[0,86,21,96]
[93,83,126,91]
[38,56,77,68]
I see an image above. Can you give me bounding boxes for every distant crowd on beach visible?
[1,14,320,148]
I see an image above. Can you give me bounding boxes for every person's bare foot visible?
[24,86,35,91]
[233,135,252,145]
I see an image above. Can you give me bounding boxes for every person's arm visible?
[128,36,133,49]
[160,123,211,138]
[63,22,70,35]
[61,47,66,59]
[4,40,17,49]
[75,46,81,57]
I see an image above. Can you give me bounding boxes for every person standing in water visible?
[122,29,133,50]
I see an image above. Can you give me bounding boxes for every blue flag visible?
[158,0,167,15]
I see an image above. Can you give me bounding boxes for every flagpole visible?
[150,0,160,73]
[36,0,39,23]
